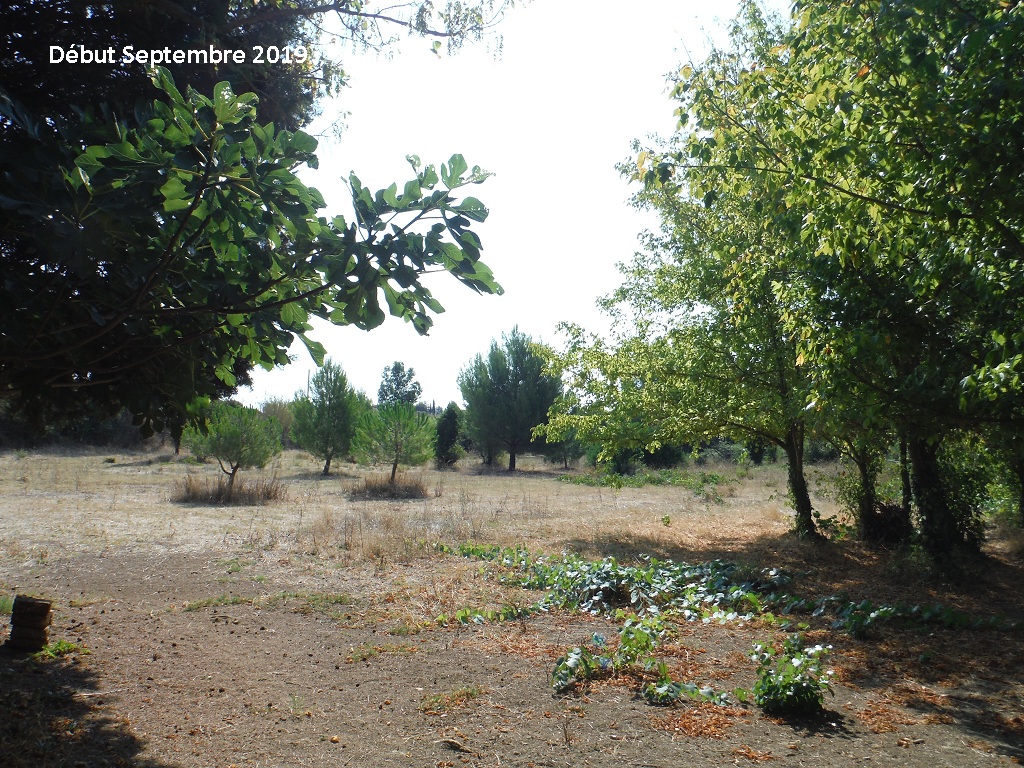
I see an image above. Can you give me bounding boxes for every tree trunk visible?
[856,452,912,544]
[1012,456,1024,529]
[907,434,968,566]
[226,465,239,501]
[170,416,184,455]
[855,456,877,537]
[899,435,912,519]
[390,460,399,484]
[783,425,818,538]
[322,454,332,476]
[508,450,517,472]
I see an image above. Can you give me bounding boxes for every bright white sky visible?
[240,0,788,408]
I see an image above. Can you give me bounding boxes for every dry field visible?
[0,447,1022,768]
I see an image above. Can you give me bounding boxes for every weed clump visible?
[31,639,89,660]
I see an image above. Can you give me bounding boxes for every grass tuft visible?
[351,471,429,500]
[173,473,287,505]
[418,685,484,714]
[183,594,249,611]
[0,593,14,615]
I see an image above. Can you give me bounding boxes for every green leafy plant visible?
[551,644,610,693]
[551,617,669,694]
[642,663,740,706]
[32,639,90,660]
[750,634,834,715]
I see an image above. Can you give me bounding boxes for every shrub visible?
[751,634,834,716]
[641,442,687,469]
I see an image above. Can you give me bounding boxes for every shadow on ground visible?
[0,644,169,768]
[556,528,1024,761]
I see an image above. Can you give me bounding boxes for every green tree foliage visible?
[260,398,296,449]
[354,403,435,483]
[538,426,585,470]
[548,31,823,533]
[664,0,1022,557]
[291,359,364,475]
[184,402,281,499]
[378,361,423,406]
[0,69,501,434]
[554,0,1024,556]
[434,401,465,469]
[458,327,561,472]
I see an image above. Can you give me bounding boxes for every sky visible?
[240,0,787,409]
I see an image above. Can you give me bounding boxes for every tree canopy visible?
[0,68,501,434]
[1,1,516,135]
[378,361,423,406]
[291,359,365,475]
[550,0,1024,562]
[1,1,512,434]
[184,401,281,499]
[459,327,561,471]
[354,402,434,483]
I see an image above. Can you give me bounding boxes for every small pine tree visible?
[184,402,281,500]
[354,403,434,483]
[291,359,363,475]
[458,327,562,471]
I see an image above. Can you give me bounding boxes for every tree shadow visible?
[837,625,1024,761]
[287,467,362,481]
[551,527,1024,760]
[0,644,172,768]
[554,529,848,578]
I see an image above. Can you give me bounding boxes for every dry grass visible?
[3,448,1024,768]
[172,472,287,505]
[350,471,430,500]
[0,449,830,565]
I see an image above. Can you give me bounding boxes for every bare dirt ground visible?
[1,447,1022,768]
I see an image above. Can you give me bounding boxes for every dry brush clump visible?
[350,471,430,500]
[173,472,287,505]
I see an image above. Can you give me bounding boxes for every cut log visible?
[7,595,53,652]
